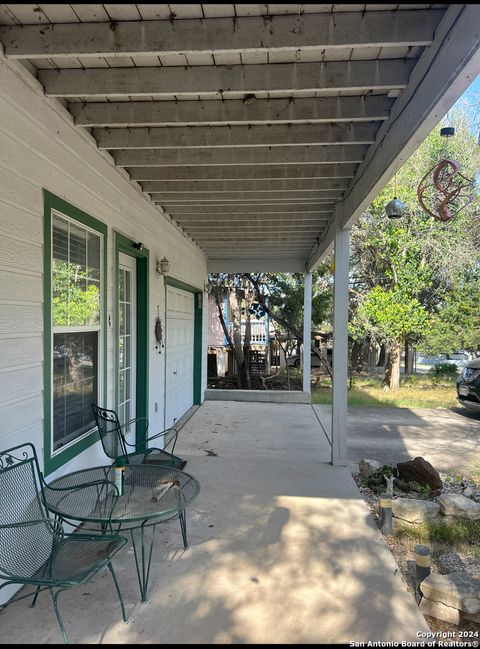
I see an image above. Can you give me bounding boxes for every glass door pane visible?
[118,253,136,447]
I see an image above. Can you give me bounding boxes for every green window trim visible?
[43,190,108,476]
[164,275,203,406]
[114,232,149,453]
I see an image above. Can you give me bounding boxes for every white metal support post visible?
[331,227,349,465]
[302,271,313,395]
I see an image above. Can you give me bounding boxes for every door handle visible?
[173,370,177,375]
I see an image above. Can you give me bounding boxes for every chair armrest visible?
[119,417,149,435]
[42,477,120,497]
[145,427,178,443]
[122,427,177,449]
[0,517,64,540]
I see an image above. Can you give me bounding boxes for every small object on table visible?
[114,457,126,496]
[151,479,181,502]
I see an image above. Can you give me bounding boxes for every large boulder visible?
[419,598,461,625]
[438,494,480,520]
[391,498,440,523]
[359,459,381,479]
[396,457,442,490]
[420,572,480,615]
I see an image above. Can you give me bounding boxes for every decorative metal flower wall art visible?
[417,158,475,222]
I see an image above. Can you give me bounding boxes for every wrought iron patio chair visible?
[0,443,128,644]
[92,404,185,469]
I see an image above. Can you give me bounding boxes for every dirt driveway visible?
[313,405,480,477]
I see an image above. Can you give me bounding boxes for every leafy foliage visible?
[349,109,480,387]
[52,261,100,326]
[428,362,459,386]
[350,286,430,349]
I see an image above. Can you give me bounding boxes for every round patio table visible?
[45,464,201,601]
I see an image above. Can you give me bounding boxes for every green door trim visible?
[164,275,203,406]
[114,232,149,452]
[43,190,108,476]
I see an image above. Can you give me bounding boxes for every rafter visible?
[93,123,378,149]
[141,179,348,192]
[0,11,441,58]
[128,164,359,181]
[71,96,393,127]
[163,204,335,214]
[38,60,415,98]
[114,145,368,167]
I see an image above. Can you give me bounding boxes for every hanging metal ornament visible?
[385,173,406,218]
[385,197,406,219]
[416,125,475,222]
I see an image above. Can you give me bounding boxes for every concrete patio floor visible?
[1,401,430,644]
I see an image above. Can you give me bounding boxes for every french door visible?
[118,252,137,447]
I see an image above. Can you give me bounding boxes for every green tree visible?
[350,287,431,388]
[208,267,333,386]
[208,273,254,389]
[243,267,333,375]
[421,274,480,356]
[349,109,480,389]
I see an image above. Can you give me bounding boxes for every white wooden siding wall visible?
[0,53,207,483]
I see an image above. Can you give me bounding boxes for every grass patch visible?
[311,374,458,409]
[395,519,480,559]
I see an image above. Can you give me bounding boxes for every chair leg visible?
[179,510,188,550]
[29,585,42,608]
[50,587,70,644]
[107,561,127,623]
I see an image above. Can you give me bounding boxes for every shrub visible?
[365,465,398,492]
[401,374,420,386]
[428,362,459,383]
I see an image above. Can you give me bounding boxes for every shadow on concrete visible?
[339,403,480,477]
[0,401,430,644]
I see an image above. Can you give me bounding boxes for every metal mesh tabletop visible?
[45,465,200,527]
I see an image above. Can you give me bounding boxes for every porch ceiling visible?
[0,4,478,272]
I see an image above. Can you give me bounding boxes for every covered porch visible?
[0,3,479,643]
[0,401,429,644]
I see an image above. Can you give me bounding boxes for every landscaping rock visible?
[397,457,442,490]
[359,459,381,479]
[420,572,480,615]
[437,493,480,520]
[419,597,461,625]
[463,486,475,498]
[393,478,410,492]
[391,498,440,523]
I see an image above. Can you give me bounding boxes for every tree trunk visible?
[241,293,252,389]
[243,272,332,378]
[384,341,401,391]
[214,291,248,389]
[404,339,414,375]
[377,344,386,367]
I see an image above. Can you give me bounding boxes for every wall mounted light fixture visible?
[156,256,170,277]
[133,241,144,250]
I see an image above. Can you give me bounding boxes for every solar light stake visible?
[414,544,431,603]
[378,496,393,535]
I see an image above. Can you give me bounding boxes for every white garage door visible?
[165,286,195,428]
